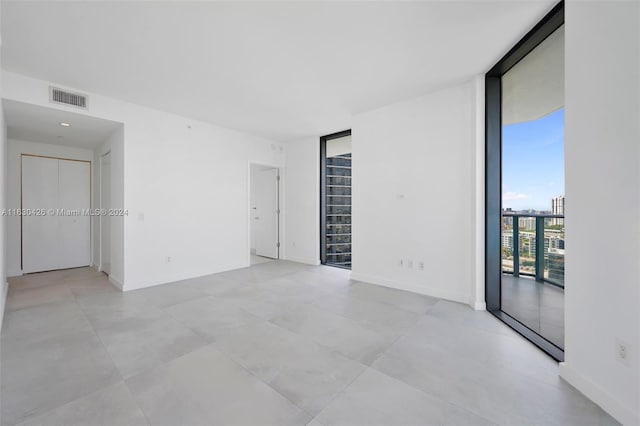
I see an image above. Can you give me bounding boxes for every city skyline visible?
[502,108,565,211]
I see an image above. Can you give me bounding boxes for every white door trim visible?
[99,151,111,274]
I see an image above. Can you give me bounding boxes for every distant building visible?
[502,233,514,252]
[552,195,565,225]
[548,231,565,250]
[324,152,352,268]
[519,217,536,230]
[548,250,565,283]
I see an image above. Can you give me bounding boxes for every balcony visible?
[501,213,564,287]
[501,213,564,350]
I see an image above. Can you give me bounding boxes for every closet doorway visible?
[21,154,91,273]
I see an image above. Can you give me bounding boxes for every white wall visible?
[351,80,481,306]
[0,104,7,330]
[123,114,285,290]
[471,75,485,310]
[6,139,94,277]
[284,137,320,265]
[2,71,286,291]
[0,6,7,330]
[560,2,640,425]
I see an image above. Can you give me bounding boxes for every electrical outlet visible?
[615,339,631,365]
[166,256,172,264]
[399,259,404,267]
[408,260,414,269]
[418,261,425,271]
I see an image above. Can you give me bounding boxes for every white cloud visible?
[503,192,531,201]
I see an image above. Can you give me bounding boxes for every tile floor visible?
[251,255,275,265]
[1,262,617,426]
[501,275,564,349]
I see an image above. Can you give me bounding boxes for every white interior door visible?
[100,153,111,274]
[253,168,279,259]
[22,156,91,273]
[58,160,91,270]
[22,156,60,273]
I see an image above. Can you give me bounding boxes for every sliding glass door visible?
[486,3,565,360]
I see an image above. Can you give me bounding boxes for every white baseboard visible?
[108,275,124,291]
[0,281,9,332]
[559,362,638,426]
[121,263,248,292]
[349,272,469,304]
[7,269,22,278]
[469,300,486,311]
[285,256,320,266]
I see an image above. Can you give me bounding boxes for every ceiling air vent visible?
[49,86,88,109]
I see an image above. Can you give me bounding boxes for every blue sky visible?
[502,108,565,211]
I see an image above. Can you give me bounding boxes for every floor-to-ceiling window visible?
[320,131,352,269]
[486,2,564,360]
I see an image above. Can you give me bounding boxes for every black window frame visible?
[485,1,565,361]
[320,129,352,268]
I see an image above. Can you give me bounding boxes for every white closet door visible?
[58,160,91,269]
[22,156,60,273]
[22,156,91,273]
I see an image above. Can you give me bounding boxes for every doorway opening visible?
[3,99,123,280]
[320,130,352,269]
[249,163,280,265]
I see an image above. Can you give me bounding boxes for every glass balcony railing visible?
[501,213,564,287]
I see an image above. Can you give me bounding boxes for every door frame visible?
[247,161,283,265]
[484,1,564,361]
[20,153,92,273]
[319,129,352,267]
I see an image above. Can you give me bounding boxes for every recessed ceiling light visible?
[59,122,71,127]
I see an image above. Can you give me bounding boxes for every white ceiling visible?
[4,100,122,148]
[1,1,556,142]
